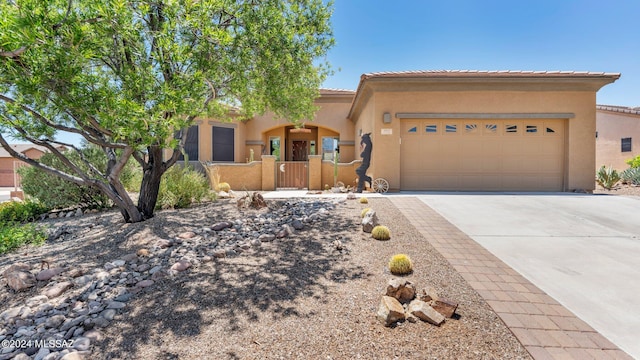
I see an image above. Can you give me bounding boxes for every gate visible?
[275,161,308,189]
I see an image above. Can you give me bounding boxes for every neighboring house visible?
[0,144,50,187]
[596,105,640,171]
[179,70,619,192]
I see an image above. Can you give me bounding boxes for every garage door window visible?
[445,124,457,133]
[408,126,417,133]
[465,124,478,133]
[546,127,556,133]
[506,125,518,133]
[425,124,437,133]
[526,125,538,133]
[485,124,497,134]
[622,137,632,152]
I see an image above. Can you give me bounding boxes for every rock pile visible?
[0,199,343,360]
[377,279,458,327]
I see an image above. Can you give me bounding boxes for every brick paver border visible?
[389,197,633,360]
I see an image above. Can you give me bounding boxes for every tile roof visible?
[596,104,640,115]
[361,70,621,79]
[319,88,355,95]
[0,144,50,158]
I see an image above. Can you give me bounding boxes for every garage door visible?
[400,119,565,191]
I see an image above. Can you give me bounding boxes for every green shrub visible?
[0,222,47,255]
[371,225,391,241]
[120,158,143,192]
[0,200,49,223]
[19,149,111,209]
[621,167,640,185]
[389,254,413,275]
[157,164,213,209]
[625,155,640,168]
[596,166,621,190]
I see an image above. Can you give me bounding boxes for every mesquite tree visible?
[0,0,333,222]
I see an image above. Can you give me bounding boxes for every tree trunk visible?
[137,146,165,218]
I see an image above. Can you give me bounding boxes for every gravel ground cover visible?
[1,197,532,359]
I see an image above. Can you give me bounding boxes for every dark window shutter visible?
[179,125,199,161]
[212,126,234,162]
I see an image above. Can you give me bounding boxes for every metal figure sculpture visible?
[356,133,372,193]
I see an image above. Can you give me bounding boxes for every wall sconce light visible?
[383,112,392,124]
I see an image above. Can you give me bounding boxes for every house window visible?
[270,137,281,161]
[179,125,199,161]
[445,124,457,133]
[212,126,234,161]
[425,125,437,133]
[322,136,339,160]
[622,137,632,152]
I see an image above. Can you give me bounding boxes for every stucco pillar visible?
[308,155,322,190]
[261,155,276,191]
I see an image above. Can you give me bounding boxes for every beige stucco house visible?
[595,105,640,171]
[184,70,619,192]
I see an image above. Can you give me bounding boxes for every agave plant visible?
[596,166,621,190]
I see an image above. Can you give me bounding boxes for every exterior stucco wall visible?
[205,161,262,191]
[596,110,640,171]
[353,89,597,191]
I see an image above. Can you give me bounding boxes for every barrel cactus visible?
[372,225,391,240]
[361,207,372,218]
[359,197,368,204]
[389,254,413,275]
[218,182,231,192]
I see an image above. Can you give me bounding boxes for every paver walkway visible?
[389,197,633,360]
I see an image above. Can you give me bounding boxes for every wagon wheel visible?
[372,178,389,193]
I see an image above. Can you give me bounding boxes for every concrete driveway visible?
[414,193,640,359]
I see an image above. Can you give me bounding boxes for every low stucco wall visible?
[204,162,262,191]
[321,160,362,190]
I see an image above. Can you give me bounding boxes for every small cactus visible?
[371,225,390,240]
[218,182,231,192]
[361,207,372,218]
[389,254,413,275]
[359,197,368,204]
[324,184,330,191]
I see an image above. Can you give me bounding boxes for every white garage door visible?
[400,119,565,191]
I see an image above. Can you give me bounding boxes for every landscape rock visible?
[409,299,445,326]
[44,281,73,298]
[419,287,439,302]
[170,260,191,272]
[377,296,405,326]
[3,263,36,292]
[36,268,65,281]
[212,221,232,231]
[386,279,416,304]
[431,298,459,318]
[178,231,196,239]
[361,210,378,233]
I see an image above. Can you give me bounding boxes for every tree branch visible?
[0,46,26,58]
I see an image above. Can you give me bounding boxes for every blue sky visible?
[321,0,640,107]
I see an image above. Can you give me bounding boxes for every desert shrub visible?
[157,164,213,209]
[371,225,391,240]
[218,182,231,192]
[18,149,111,209]
[389,254,413,275]
[120,158,143,192]
[625,155,640,168]
[361,207,372,218]
[0,222,47,255]
[596,165,621,190]
[359,197,368,204]
[0,200,49,223]
[621,167,640,185]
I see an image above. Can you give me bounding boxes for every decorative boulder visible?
[377,296,405,326]
[3,263,36,292]
[361,210,379,233]
[386,278,416,304]
[409,299,445,326]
